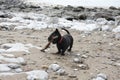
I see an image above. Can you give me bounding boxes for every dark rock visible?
[112,10,120,16]
[94,12,115,21]
[0,26,10,31]
[84,8,92,12]
[88,8,97,12]
[53,6,60,10]
[106,17,115,21]
[29,5,41,8]
[77,6,85,10]
[64,5,74,11]
[0,13,13,18]
[78,13,87,20]
[72,6,85,12]
[109,6,117,10]
[66,17,74,21]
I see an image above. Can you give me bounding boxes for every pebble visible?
[113,63,120,67]
[69,74,77,78]
[48,64,61,72]
[56,68,65,75]
[42,65,49,70]
[73,58,83,63]
[81,55,88,58]
[78,64,89,70]
[15,68,23,73]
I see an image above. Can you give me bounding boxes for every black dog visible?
[48,28,73,55]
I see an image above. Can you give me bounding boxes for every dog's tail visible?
[61,28,70,34]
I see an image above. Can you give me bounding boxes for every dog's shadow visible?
[50,51,74,56]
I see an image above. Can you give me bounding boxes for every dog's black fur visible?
[48,28,73,55]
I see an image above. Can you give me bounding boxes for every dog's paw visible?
[68,49,71,52]
[61,53,65,56]
[56,52,60,54]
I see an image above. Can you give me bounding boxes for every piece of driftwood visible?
[41,41,52,52]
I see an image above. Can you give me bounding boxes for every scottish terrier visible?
[48,28,73,55]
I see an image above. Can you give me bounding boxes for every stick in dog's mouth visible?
[41,41,51,52]
[41,36,58,52]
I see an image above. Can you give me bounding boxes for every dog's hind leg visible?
[68,40,73,52]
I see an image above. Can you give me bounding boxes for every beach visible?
[0,0,120,80]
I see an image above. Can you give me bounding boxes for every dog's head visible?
[48,29,61,44]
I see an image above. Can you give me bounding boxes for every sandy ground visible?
[0,28,120,80]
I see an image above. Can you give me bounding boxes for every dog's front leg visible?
[61,50,65,55]
[56,44,61,54]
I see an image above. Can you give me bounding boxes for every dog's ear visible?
[56,28,58,31]
[55,28,59,32]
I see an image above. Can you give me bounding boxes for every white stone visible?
[0,55,25,64]
[113,26,120,32]
[27,70,48,80]
[114,33,120,39]
[73,58,83,63]
[97,73,107,80]
[56,69,65,75]
[48,64,61,71]
[0,64,11,72]
[78,64,88,69]
[113,63,120,66]
[101,25,111,31]
[96,18,107,25]
[17,57,26,64]
[81,55,88,58]
[15,68,23,73]
[93,77,105,80]
[2,54,15,58]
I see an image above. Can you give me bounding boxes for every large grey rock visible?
[94,12,115,21]
[109,6,118,10]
